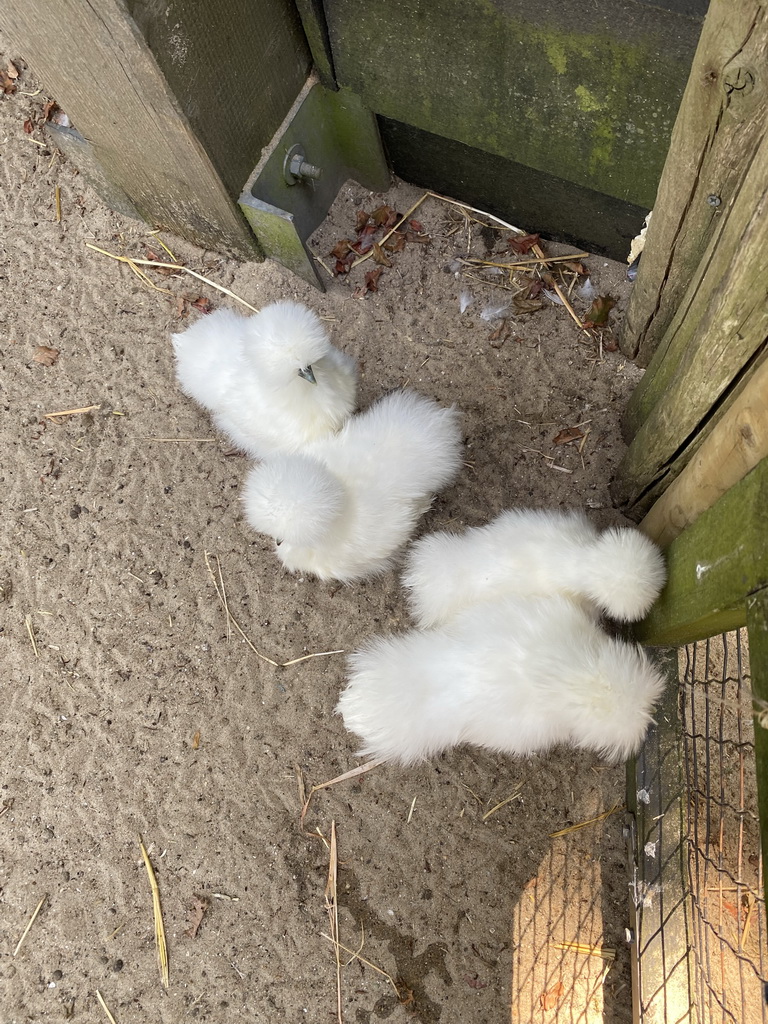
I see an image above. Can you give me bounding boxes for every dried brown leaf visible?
[6,61,19,80]
[371,204,397,228]
[603,335,619,353]
[0,67,17,95]
[364,267,383,292]
[508,233,540,255]
[33,345,60,366]
[42,100,59,122]
[463,974,488,990]
[584,294,616,327]
[488,320,510,348]
[382,231,406,254]
[330,239,353,261]
[23,118,34,134]
[354,209,371,232]
[186,897,209,938]
[190,296,213,314]
[540,981,564,1011]
[409,219,425,233]
[513,296,544,314]
[192,730,201,749]
[405,230,431,245]
[371,242,392,267]
[553,426,585,446]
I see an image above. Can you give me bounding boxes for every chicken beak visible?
[298,364,317,385]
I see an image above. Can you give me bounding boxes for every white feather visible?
[337,595,665,765]
[171,300,357,457]
[242,390,463,581]
[402,508,666,627]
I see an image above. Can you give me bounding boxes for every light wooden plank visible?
[640,355,768,548]
[619,0,768,369]
[0,0,263,254]
[612,118,768,516]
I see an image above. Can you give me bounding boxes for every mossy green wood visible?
[323,0,703,209]
[619,0,768,368]
[635,458,768,647]
[611,122,768,517]
[746,587,768,913]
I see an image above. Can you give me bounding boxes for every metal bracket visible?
[239,75,390,289]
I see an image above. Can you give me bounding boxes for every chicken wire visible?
[631,632,767,1024]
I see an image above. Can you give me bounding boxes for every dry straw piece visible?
[549,802,622,839]
[85,243,260,313]
[95,989,118,1024]
[204,551,343,668]
[552,941,616,960]
[325,821,343,1024]
[139,838,169,989]
[13,894,47,957]
[300,759,385,828]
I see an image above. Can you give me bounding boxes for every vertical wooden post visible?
[0,0,309,255]
[619,0,768,371]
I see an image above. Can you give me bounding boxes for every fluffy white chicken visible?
[337,594,665,765]
[402,508,666,628]
[241,390,462,582]
[171,300,357,457]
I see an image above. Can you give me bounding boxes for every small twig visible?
[552,941,616,960]
[24,615,39,658]
[458,252,589,271]
[13,894,47,957]
[320,934,401,996]
[407,796,417,823]
[45,404,101,420]
[301,759,385,827]
[139,838,169,989]
[325,821,343,1024]
[549,802,621,838]
[350,193,429,268]
[85,243,260,313]
[95,990,118,1024]
[482,785,523,821]
[204,551,343,669]
[532,241,589,333]
[54,185,61,223]
[147,232,177,261]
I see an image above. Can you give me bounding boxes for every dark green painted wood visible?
[126,0,311,201]
[378,117,648,262]
[324,0,704,210]
[746,587,768,915]
[294,0,337,89]
[626,649,695,1023]
[635,458,768,647]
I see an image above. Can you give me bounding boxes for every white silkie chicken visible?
[241,390,462,582]
[172,300,357,457]
[337,594,665,765]
[402,508,666,628]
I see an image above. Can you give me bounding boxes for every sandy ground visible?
[1,49,647,1024]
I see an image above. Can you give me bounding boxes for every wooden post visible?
[611,118,768,518]
[640,355,768,548]
[635,457,768,647]
[619,0,768,370]
[0,0,309,255]
[746,587,768,914]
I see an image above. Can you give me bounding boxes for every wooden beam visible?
[635,458,768,647]
[611,118,768,517]
[619,0,768,368]
[746,587,768,914]
[640,355,768,548]
[0,0,263,255]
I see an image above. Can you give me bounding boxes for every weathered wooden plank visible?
[125,0,311,201]
[635,458,768,647]
[324,0,704,210]
[0,0,266,255]
[619,0,768,368]
[746,587,768,914]
[612,122,768,516]
[640,355,768,548]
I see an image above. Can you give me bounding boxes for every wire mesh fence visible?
[682,631,767,1023]
[631,632,767,1023]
